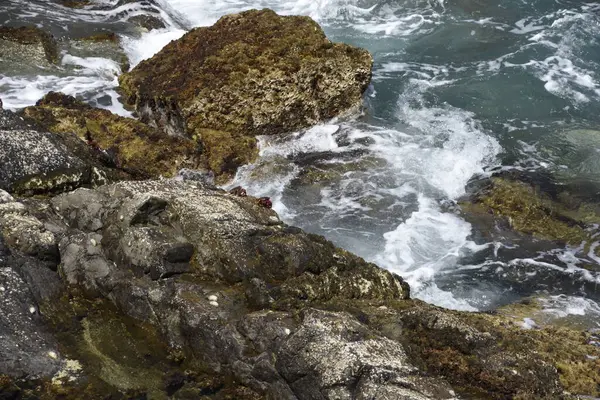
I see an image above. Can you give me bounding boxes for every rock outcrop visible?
[0,103,125,196]
[119,9,373,181]
[460,173,600,271]
[22,92,204,180]
[0,179,598,399]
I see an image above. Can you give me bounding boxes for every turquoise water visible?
[1,0,600,319]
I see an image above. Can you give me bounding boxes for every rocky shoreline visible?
[1,8,599,400]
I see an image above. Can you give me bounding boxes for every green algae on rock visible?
[1,180,600,398]
[119,9,372,137]
[0,26,59,66]
[0,104,126,196]
[69,32,130,72]
[118,9,373,181]
[22,92,204,180]
[461,177,597,246]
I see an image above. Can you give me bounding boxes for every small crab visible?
[257,197,272,209]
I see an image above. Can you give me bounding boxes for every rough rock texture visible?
[0,189,68,385]
[0,179,598,399]
[22,92,204,180]
[118,9,373,181]
[127,14,166,31]
[0,26,59,66]
[460,174,600,270]
[0,105,124,196]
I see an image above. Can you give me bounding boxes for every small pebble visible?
[55,206,60,211]
[0,286,5,292]
[48,351,58,359]
[119,215,124,221]
[284,328,291,335]
[207,294,218,302]
[90,238,97,246]
[209,301,219,307]
[29,306,36,314]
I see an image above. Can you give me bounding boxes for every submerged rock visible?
[119,9,373,180]
[67,32,130,72]
[0,26,59,66]
[22,92,204,180]
[127,14,166,31]
[461,176,600,247]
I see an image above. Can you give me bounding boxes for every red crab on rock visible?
[258,197,272,209]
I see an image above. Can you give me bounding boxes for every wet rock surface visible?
[0,105,123,196]
[0,179,598,399]
[119,9,373,180]
[1,8,600,400]
[22,92,204,180]
[0,26,59,67]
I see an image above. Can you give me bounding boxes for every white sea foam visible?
[120,28,186,67]
[538,295,600,321]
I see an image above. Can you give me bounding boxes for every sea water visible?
[1,0,599,324]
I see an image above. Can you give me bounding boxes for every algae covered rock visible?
[461,176,600,247]
[22,92,204,180]
[0,26,59,66]
[118,9,372,180]
[0,105,121,196]
[67,32,130,72]
[1,178,599,399]
[120,9,372,137]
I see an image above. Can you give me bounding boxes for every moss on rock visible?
[197,129,258,183]
[462,177,596,247]
[363,301,600,399]
[118,9,373,180]
[119,9,372,136]
[57,0,91,8]
[22,92,204,179]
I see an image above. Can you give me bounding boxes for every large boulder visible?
[119,9,373,181]
[22,92,204,180]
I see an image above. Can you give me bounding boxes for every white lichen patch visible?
[51,359,83,385]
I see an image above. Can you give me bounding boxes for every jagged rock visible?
[0,265,63,379]
[0,26,59,66]
[22,92,204,180]
[0,192,64,381]
[0,179,598,399]
[119,9,373,181]
[0,106,126,196]
[277,308,455,399]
